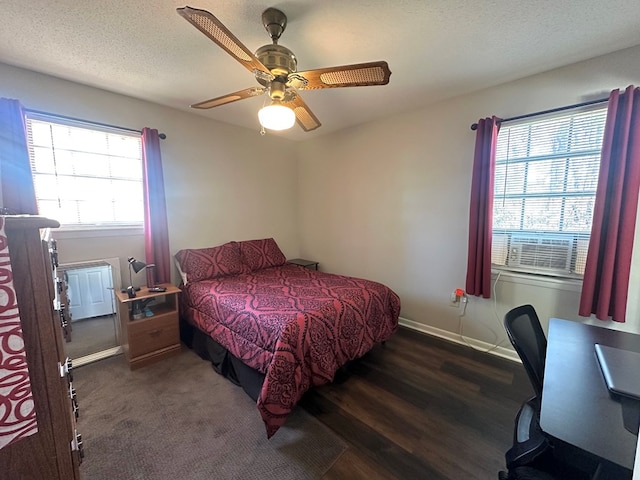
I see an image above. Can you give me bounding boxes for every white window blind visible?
[491,104,608,277]
[25,114,144,227]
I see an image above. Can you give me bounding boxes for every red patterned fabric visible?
[238,238,286,272]
[175,242,244,283]
[0,217,38,449]
[181,263,400,437]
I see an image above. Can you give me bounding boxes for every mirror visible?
[58,258,122,364]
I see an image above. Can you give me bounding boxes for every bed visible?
[176,238,401,437]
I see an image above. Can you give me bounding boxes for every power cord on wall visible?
[457,271,508,354]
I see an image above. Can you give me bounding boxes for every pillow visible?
[238,238,286,272]
[174,241,243,283]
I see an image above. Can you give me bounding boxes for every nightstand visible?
[115,284,181,370]
[287,258,319,270]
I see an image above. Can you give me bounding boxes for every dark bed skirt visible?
[179,318,265,401]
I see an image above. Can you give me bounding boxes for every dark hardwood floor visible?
[300,326,532,480]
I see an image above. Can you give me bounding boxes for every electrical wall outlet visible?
[449,288,466,308]
[449,290,459,307]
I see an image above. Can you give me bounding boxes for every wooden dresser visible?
[0,216,81,479]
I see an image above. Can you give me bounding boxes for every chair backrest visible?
[504,304,547,402]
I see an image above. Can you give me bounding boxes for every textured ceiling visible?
[2,0,640,140]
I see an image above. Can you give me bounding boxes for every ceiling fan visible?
[176,6,391,132]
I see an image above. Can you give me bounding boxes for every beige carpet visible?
[74,349,347,479]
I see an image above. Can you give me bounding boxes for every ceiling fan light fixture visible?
[258,102,295,130]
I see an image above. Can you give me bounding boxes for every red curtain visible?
[465,117,500,298]
[142,128,171,284]
[0,98,37,214]
[580,86,640,322]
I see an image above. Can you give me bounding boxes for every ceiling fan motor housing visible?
[255,44,297,79]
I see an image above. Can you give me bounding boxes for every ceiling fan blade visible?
[284,93,321,132]
[177,6,271,76]
[191,87,265,109]
[296,61,391,90]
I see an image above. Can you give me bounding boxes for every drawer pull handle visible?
[148,329,162,337]
[75,431,84,463]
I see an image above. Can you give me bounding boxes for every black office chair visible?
[499,304,550,476]
[499,466,557,480]
[500,305,598,480]
[504,304,546,408]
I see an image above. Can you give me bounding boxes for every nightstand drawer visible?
[128,314,178,358]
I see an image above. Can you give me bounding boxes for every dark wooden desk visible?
[541,318,640,471]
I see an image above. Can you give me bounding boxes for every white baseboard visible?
[72,346,123,367]
[398,317,521,363]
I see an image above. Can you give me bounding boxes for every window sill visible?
[492,268,582,292]
[53,225,144,240]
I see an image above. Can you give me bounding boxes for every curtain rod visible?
[24,108,167,139]
[469,97,609,131]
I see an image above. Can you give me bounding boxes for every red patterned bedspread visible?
[180,263,400,437]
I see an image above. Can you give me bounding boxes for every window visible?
[25,113,144,228]
[491,105,608,277]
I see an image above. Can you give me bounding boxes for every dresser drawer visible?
[127,314,178,358]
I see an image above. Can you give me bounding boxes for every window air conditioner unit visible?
[507,234,572,274]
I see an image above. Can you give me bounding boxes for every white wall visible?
[296,44,640,346]
[0,62,301,286]
[2,44,640,348]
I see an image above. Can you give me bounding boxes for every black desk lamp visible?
[126,257,146,298]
